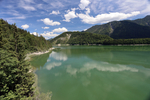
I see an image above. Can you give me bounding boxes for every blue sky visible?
[1,0,150,39]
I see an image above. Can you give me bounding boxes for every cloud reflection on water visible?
[47,59,51,62]
[66,65,78,76]
[66,65,91,86]
[65,61,139,78]
[50,51,68,61]
[80,62,139,73]
[45,62,62,70]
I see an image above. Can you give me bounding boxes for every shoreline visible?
[25,48,54,61]
[26,48,54,99]
[53,44,150,46]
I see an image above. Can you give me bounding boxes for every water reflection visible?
[55,73,61,76]
[44,51,68,70]
[29,52,51,68]
[80,76,90,87]
[47,59,51,62]
[66,65,78,76]
[50,51,68,61]
[58,46,150,68]
[80,62,138,72]
[45,62,62,70]
[36,46,150,100]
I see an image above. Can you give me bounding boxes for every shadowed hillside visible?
[86,15,150,39]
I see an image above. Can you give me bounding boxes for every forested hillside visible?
[0,19,52,53]
[86,15,150,39]
[50,31,150,45]
[50,32,113,45]
[133,15,150,26]
[0,19,52,99]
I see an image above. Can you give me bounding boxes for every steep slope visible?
[111,21,150,39]
[0,19,52,52]
[50,32,71,44]
[86,21,121,36]
[86,15,150,39]
[133,15,150,26]
[50,32,113,45]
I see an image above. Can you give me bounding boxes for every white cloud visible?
[63,10,77,22]
[2,10,27,21]
[30,32,38,36]
[71,8,79,11]
[21,24,29,29]
[79,0,90,10]
[84,29,87,31]
[40,18,61,26]
[6,16,26,20]
[42,27,49,29]
[24,0,34,3]
[116,0,150,14]
[77,11,140,24]
[37,4,43,9]
[41,32,59,37]
[52,27,68,33]
[19,0,36,11]
[90,0,150,15]
[22,6,36,11]
[50,11,60,15]
[40,27,68,39]
[85,8,90,15]
[50,1,64,8]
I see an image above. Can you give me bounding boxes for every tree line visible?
[103,38,150,45]
[50,32,113,45]
[67,32,113,45]
[0,19,51,99]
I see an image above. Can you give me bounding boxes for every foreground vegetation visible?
[0,19,52,99]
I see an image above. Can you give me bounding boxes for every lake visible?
[32,46,150,100]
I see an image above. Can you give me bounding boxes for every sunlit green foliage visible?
[50,32,113,45]
[0,19,52,99]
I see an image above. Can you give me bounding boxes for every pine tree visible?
[0,24,19,99]
[12,27,35,99]
[0,24,34,99]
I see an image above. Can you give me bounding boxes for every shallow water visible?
[34,46,150,100]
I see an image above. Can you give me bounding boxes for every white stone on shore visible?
[25,48,54,60]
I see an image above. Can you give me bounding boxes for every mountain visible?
[133,15,150,26]
[86,15,150,39]
[50,32,113,45]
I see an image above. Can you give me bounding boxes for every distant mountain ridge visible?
[133,15,150,26]
[86,15,150,39]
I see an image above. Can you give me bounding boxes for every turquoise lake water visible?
[34,46,150,100]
